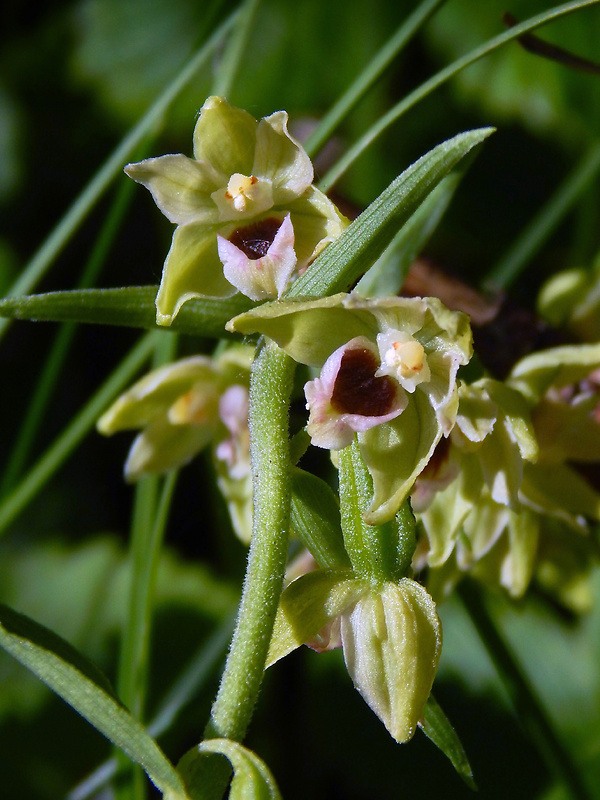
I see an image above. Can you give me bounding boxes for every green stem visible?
[319,0,600,191]
[338,440,416,584]
[338,440,378,581]
[458,581,592,800]
[304,0,448,159]
[0,10,238,344]
[205,340,295,743]
[0,331,160,537]
[487,141,600,290]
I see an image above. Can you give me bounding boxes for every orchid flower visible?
[125,96,346,324]
[228,292,472,524]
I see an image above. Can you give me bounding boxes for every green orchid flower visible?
[125,96,346,324]
[228,292,472,525]
[421,344,600,605]
[267,569,442,744]
[426,476,599,610]
[97,345,254,542]
[413,378,538,568]
[508,342,600,465]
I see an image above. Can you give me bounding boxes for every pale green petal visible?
[502,508,539,597]
[192,96,256,179]
[156,223,235,325]
[287,187,348,268]
[227,293,470,371]
[460,496,510,565]
[509,343,600,403]
[477,419,524,508]
[253,111,313,202]
[97,356,218,433]
[419,456,483,567]
[360,391,442,525]
[124,415,215,480]
[484,378,538,462]
[267,569,364,667]
[124,155,221,225]
[456,382,498,443]
[227,293,376,366]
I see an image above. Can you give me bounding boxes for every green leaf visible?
[0,286,252,336]
[419,694,477,790]
[290,467,350,570]
[177,738,282,800]
[286,126,494,300]
[0,603,187,798]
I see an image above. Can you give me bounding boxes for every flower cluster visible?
[104,96,600,755]
[414,343,600,609]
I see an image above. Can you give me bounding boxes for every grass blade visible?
[0,332,159,537]
[288,127,494,299]
[304,0,448,159]
[320,0,600,191]
[0,603,186,798]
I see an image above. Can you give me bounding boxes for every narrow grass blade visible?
[320,0,600,191]
[288,127,494,299]
[304,0,448,159]
[0,332,159,537]
[355,167,465,297]
[487,141,600,290]
[0,177,138,497]
[459,581,593,800]
[68,614,236,800]
[0,603,187,798]
[0,287,253,336]
[212,0,262,99]
[419,694,476,790]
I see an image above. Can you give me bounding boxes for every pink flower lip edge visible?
[217,213,297,301]
[305,336,407,450]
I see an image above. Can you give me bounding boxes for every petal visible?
[124,155,221,225]
[266,569,365,667]
[509,342,600,403]
[521,462,600,524]
[460,496,511,565]
[97,356,218,433]
[253,111,313,202]
[155,222,236,325]
[418,456,483,567]
[227,293,378,366]
[217,214,297,300]
[286,186,348,269]
[192,96,256,179]
[360,390,443,525]
[124,414,214,480]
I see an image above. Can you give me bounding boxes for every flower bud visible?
[340,579,442,743]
